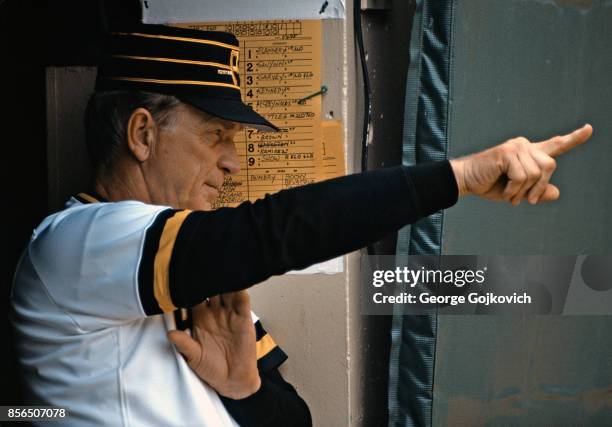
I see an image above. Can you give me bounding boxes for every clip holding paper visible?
[298,85,328,104]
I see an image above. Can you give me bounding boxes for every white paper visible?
[287,257,344,274]
[141,0,345,23]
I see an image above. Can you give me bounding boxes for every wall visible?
[435,0,612,424]
[248,11,360,427]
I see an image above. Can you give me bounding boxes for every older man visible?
[11,24,591,426]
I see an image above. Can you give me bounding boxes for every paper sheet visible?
[174,20,345,274]
[176,20,325,207]
[143,0,345,23]
[321,120,346,179]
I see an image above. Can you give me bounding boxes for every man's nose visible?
[217,139,241,176]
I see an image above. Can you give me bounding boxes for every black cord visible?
[354,1,377,256]
[354,0,371,173]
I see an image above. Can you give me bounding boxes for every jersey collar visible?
[74,192,108,204]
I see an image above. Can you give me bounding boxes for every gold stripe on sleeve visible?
[111,32,240,51]
[153,210,192,312]
[256,334,277,360]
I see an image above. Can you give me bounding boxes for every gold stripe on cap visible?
[106,76,240,91]
[112,32,239,51]
[113,55,233,71]
[153,209,192,313]
[256,334,277,360]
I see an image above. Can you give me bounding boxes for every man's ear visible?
[126,108,158,162]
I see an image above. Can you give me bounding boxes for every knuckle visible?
[510,139,522,149]
[499,142,513,153]
[514,137,530,147]
[503,141,519,155]
[529,168,542,181]
[546,157,557,171]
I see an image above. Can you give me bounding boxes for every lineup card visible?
[176,20,324,207]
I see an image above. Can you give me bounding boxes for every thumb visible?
[537,184,560,203]
[168,330,202,367]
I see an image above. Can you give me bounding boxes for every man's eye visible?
[207,129,223,139]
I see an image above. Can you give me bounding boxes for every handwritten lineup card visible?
[176,20,326,207]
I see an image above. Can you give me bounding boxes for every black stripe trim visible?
[106,37,234,67]
[138,208,179,316]
[89,191,108,202]
[96,77,241,100]
[100,56,237,86]
[111,25,239,46]
[173,310,182,328]
[74,192,108,204]
[74,194,92,204]
[173,308,193,331]
[254,320,266,341]
[257,346,288,373]
[111,32,238,51]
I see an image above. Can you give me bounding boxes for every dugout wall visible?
[388,1,612,425]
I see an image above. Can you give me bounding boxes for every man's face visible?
[147,103,242,210]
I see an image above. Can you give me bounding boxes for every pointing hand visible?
[450,124,593,205]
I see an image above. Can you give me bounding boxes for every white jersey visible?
[11,195,285,426]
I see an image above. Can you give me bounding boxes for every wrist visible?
[449,157,470,196]
[219,375,262,400]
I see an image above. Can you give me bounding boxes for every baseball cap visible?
[95,24,279,132]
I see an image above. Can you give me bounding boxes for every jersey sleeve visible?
[28,160,458,331]
[157,161,458,311]
[251,312,288,372]
[28,201,174,331]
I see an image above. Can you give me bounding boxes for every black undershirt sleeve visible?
[220,368,312,427]
[166,160,458,309]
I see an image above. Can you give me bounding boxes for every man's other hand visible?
[167,291,261,399]
[450,124,593,205]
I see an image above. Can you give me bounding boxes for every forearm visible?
[220,369,312,427]
[168,160,458,308]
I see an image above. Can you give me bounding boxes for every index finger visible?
[534,124,593,157]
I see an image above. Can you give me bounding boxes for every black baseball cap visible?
[96,24,279,132]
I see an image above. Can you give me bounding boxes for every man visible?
[11,24,592,426]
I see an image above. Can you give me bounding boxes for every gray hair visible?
[84,90,182,174]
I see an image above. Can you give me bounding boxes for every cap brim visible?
[178,95,280,132]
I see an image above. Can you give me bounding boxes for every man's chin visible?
[195,196,217,211]
[177,196,214,211]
